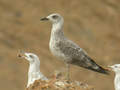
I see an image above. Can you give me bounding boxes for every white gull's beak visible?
[17,50,26,58]
[40,17,49,21]
[107,65,114,71]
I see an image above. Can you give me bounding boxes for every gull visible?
[40,13,109,79]
[18,52,48,88]
[109,64,120,90]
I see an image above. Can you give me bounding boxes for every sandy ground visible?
[0,0,120,90]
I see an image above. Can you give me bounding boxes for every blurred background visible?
[0,0,120,90]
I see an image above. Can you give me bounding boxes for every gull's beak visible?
[17,50,26,58]
[107,66,113,71]
[40,17,49,21]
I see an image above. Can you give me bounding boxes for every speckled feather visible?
[42,13,109,74]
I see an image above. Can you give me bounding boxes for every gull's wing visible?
[56,40,109,74]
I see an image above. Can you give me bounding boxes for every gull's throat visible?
[51,20,65,40]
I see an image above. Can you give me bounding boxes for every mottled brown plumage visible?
[41,13,109,75]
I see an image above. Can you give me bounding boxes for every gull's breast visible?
[49,39,67,61]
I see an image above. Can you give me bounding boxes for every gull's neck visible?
[29,61,40,73]
[51,19,65,40]
[27,60,40,87]
[114,73,120,90]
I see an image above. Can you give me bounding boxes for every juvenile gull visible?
[109,64,120,90]
[40,13,109,77]
[18,52,48,88]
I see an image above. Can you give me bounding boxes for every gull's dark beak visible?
[40,17,49,21]
[17,50,26,58]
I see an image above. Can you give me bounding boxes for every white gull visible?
[109,64,120,90]
[18,52,48,87]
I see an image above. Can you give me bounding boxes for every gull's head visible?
[24,53,39,63]
[18,52,39,63]
[40,13,63,24]
[108,64,120,73]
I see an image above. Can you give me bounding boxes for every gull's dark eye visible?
[52,15,58,19]
[115,66,118,68]
[29,55,34,58]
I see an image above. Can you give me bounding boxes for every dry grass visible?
[26,72,94,90]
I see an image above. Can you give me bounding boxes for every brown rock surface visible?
[26,73,94,90]
[0,0,120,90]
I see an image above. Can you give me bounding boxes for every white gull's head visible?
[40,13,64,24]
[22,52,40,64]
[109,64,120,73]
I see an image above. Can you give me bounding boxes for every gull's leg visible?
[65,63,70,81]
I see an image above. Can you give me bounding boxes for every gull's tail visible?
[71,54,110,75]
[83,56,110,75]
[86,63,110,75]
